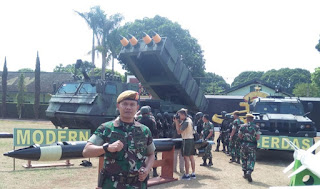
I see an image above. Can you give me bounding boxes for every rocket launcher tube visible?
[151,31,161,44]
[120,35,130,47]
[128,34,138,46]
[142,32,152,45]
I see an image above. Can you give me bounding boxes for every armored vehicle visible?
[46,74,138,133]
[250,96,316,138]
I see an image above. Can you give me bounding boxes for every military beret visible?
[117,90,139,103]
[246,114,254,118]
[233,111,240,115]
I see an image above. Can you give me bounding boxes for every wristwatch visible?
[103,143,109,153]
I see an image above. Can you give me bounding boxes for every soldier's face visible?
[117,100,139,120]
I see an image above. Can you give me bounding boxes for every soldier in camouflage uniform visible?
[229,111,243,163]
[222,113,233,155]
[138,107,159,177]
[200,114,214,166]
[238,114,261,182]
[83,90,155,189]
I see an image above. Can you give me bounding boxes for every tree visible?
[75,7,101,66]
[53,64,75,73]
[260,68,311,94]
[18,68,33,72]
[198,72,230,94]
[53,61,95,77]
[34,52,40,119]
[1,57,8,118]
[76,6,123,79]
[16,73,26,119]
[231,71,264,87]
[92,68,124,81]
[293,83,319,97]
[118,15,206,78]
[311,67,320,89]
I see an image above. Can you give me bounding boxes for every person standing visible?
[83,90,155,189]
[138,107,159,177]
[174,108,196,180]
[172,121,185,173]
[200,114,214,166]
[238,114,261,182]
[229,111,243,163]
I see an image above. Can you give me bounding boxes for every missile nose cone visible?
[142,32,152,45]
[119,35,129,47]
[128,34,138,46]
[151,31,161,44]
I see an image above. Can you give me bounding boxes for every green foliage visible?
[199,72,230,94]
[260,68,311,94]
[92,68,124,81]
[53,61,95,76]
[16,74,26,119]
[293,83,320,97]
[232,68,311,94]
[118,15,206,78]
[76,6,124,79]
[1,57,8,118]
[34,52,41,119]
[311,67,320,88]
[53,63,75,73]
[18,68,33,72]
[231,71,264,87]
[315,38,320,53]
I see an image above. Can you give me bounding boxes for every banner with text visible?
[14,128,90,146]
[257,135,314,151]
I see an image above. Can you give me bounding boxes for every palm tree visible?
[75,6,101,66]
[76,6,123,79]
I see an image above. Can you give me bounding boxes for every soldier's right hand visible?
[108,140,124,152]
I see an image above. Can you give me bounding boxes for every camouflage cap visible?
[233,111,240,115]
[246,113,254,118]
[117,90,139,103]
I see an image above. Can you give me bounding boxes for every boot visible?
[153,168,158,177]
[215,146,219,152]
[222,146,226,152]
[229,156,236,163]
[208,158,213,166]
[243,170,247,179]
[246,171,252,182]
[236,158,240,164]
[200,159,207,166]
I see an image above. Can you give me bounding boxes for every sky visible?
[1,0,320,85]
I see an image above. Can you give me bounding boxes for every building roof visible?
[0,72,73,93]
[221,79,292,96]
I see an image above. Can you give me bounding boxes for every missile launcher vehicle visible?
[46,33,208,132]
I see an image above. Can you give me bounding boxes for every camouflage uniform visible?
[222,120,232,154]
[88,117,155,189]
[239,122,261,173]
[202,121,214,162]
[230,118,243,161]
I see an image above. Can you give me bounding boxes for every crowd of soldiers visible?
[214,110,261,182]
[135,105,260,183]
